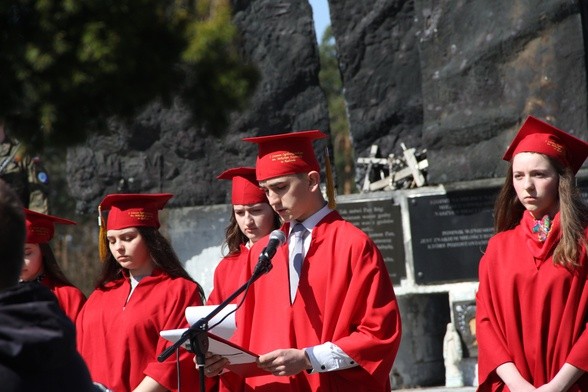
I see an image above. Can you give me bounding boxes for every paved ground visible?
[396,387,476,392]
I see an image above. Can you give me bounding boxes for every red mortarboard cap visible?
[217,167,267,205]
[242,130,327,181]
[503,115,588,174]
[25,208,76,244]
[99,193,173,230]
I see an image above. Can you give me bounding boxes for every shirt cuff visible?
[304,342,358,373]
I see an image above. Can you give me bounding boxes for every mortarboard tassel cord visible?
[98,206,109,262]
[324,147,336,210]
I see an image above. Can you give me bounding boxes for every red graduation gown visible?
[207,246,249,392]
[233,211,402,391]
[41,276,86,323]
[476,212,588,391]
[76,269,203,392]
[208,244,249,305]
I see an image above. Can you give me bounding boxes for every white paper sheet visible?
[184,304,237,340]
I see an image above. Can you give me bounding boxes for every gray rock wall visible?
[416,0,588,182]
[330,0,588,183]
[329,0,424,158]
[67,0,588,208]
[67,0,330,212]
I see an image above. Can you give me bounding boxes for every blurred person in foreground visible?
[0,179,95,391]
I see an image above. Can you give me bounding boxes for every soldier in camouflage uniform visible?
[0,123,49,213]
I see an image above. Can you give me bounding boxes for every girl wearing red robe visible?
[476,116,588,391]
[204,131,402,391]
[76,193,205,392]
[208,167,280,306]
[208,167,280,305]
[20,208,86,323]
[206,167,280,392]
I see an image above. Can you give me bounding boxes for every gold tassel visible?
[324,147,336,209]
[98,206,108,262]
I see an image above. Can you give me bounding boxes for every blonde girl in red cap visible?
[76,193,205,392]
[21,208,86,323]
[476,116,588,391]
[207,167,280,305]
[206,167,280,392]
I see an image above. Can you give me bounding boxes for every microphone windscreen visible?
[269,229,287,245]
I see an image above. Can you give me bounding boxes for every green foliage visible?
[318,26,357,194]
[178,0,258,136]
[0,0,258,152]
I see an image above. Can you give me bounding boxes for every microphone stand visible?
[158,249,275,392]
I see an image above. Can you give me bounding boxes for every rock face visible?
[416,0,588,182]
[331,0,588,183]
[68,0,588,208]
[330,0,424,162]
[67,0,330,212]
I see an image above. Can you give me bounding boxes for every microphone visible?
[254,230,287,275]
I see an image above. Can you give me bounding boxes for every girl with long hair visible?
[77,193,205,392]
[20,208,86,323]
[207,167,280,305]
[206,167,280,392]
[476,116,588,391]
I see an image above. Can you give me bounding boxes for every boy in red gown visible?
[204,131,402,391]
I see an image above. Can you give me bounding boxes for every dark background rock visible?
[330,0,424,159]
[68,0,330,213]
[68,0,588,207]
[415,0,588,183]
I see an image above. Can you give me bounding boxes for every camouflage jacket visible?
[0,137,49,213]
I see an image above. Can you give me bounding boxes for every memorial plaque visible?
[408,188,499,284]
[337,199,405,284]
